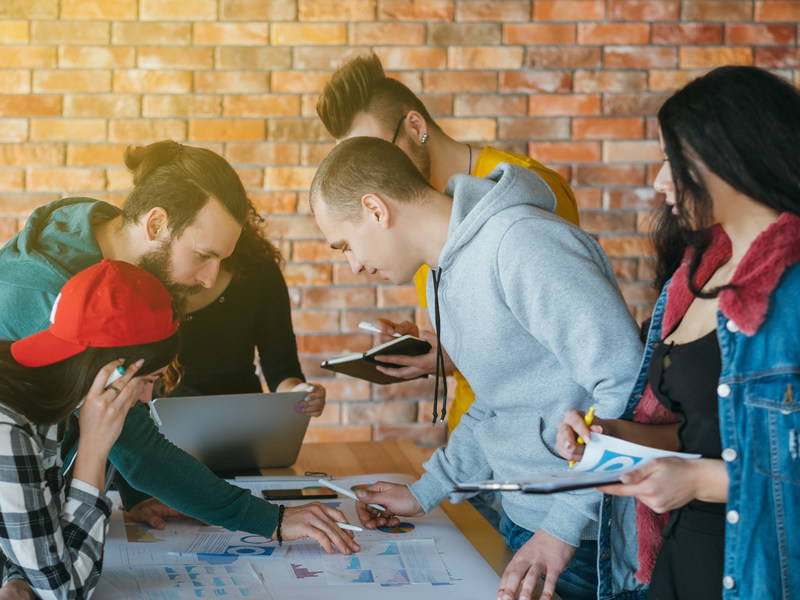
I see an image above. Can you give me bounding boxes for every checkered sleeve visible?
[0,421,112,600]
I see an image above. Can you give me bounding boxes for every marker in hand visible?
[319,479,387,512]
[336,523,363,532]
[569,406,595,468]
[359,321,401,338]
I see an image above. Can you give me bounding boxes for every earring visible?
[421,134,428,144]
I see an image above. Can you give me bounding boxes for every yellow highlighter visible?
[569,406,595,468]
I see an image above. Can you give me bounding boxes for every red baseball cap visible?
[11,259,179,368]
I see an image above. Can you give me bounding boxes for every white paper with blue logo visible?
[457,433,700,494]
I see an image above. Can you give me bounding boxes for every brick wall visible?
[1,1,798,448]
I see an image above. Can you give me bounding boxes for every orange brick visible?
[108,119,186,143]
[0,21,29,43]
[0,216,19,239]
[428,23,501,45]
[575,164,645,185]
[455,0,531,21]
[756,1,800,21]
[105,168,132,190]
[0,46,57,68]
[226,142,299,165]
[0,169,24,191]
[497,117,569,140]
[350,23,425,45]
[292,309,340,332]
[605,188,659,210]
[528,141,600,163]
[581,212,637,235]
[303,287,376,309]
[33,70,110,93]
[0,192,62,215]
[66,144,128,166]
[189,119,266,142]
[603,140,662,163]
[292,240,341,262]
[220,0,297,20]
[371,47,446,70]
[63,94,139,118]
[31,21,109,44]
[652,24,723,45]
[608,0,679,20]
[681,1,753,21]
[113,69,192,93]
[294,47,372,70]
[111,22,191,45]
[573,187,601,210]
[598,235,653,258]
[142,95,219,117]
[578,23,650,45]
[248,191,298,213]
[526,47,601,69]
[30,119,105,142]
[529,94,601,116]
[574,71,647,92]
[283,263,332,286]
[0,95,60,116]
[648,70,706,91]
[272,71,331,93]
[756,48,800,68]
[0,144,64,166]
[299,0,376,20]
[216,47,292,70]
[448,47,523,70]
[499,71,571,92]
[534,0,606,21]
[378,0,454,21]
[265,166,317,190]
[726,24,796,45]
[387,71,423,92]
[680,47,753,69]
[454,94,527,117]
[28,168,106,191]
[194,71,270,94]
[138,47,213,70]
[603,93,670,115]
[423,71,497,93]
[604,46,677,69]
[271,23,347,46]
[61,0,137,19]
[377,285,418,307]
[269,119,331,142]
[420,94,453,116]
[234,166,264,189]
[437,118,496,141]
[573,117,644,140]
[222,95,299,118]
[58,46,135,69]
[503,24,575,45]
[140,0,217,20]
[193,23,269,46]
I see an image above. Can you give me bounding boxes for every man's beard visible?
[137,239,204,301]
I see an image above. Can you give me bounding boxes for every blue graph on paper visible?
[582,450,644,473]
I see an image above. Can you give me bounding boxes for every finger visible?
[539,570,558,600]
[308,512,354,555]
[393,321,415,336]
[519,566,545,600]
[498,566,524,600]
[88,358,126,398]
[306,526,335,555]
[143,508,167,530]
[110,358,145,395]
[594,482,641,496]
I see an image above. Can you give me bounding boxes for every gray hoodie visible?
[407,163,643,547]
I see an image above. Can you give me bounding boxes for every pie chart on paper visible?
[378,522,416,534]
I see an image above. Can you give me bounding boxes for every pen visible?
[319,479,387,511]
[336,523,363,532]
[569,406,595,468]
[149,399,162,427]
[358,321,401,338]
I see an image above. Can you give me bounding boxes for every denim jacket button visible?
[722,576,735,590]
[721,448,738,462]
[717,383,731,398]
[726,510,740,524]
[726,320,740,333]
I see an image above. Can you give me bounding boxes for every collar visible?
[662,212,800,337]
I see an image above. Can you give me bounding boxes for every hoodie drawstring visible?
[430,267,447,425]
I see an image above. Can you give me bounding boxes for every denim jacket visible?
[598,214,800,600]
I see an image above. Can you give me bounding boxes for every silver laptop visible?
[150,392,309,475]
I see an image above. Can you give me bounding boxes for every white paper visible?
[323,539,450,585]
[102,564,269,599]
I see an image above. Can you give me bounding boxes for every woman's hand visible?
[274,502,361,555]
[556,409,606,463]
[293,382,326,417]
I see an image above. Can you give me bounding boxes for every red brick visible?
[726,24,795,45]
[496,117,569,140]
[420,94,453,116]
[756,1,800,22]
[604,47,677,70]
[195,72,270,94]
[529,94,601,116]
[503,24,574,45]
[377,0,454,21]
[375,47,447,70]
[299,0,376,20]
[283,263,333,287]
[580,212,637,234]
[423,71,497,93]
[573,187,602,210]
[528,141,600,163]
[303,288,376,309]
[111,22,191,45]
[437,118,496,141]
[609,258,639,281]
[681,1,753,21]
[31,21,109,44]
[350,23,426,45]
[61,0,137,19]
[755,48,800,69]
[272,71,331,93]
[573,118,644,140]
[448,47,523,70]
[680,47,753,68]
[454,94,527,117]
[292,240,343,262]
[377,286,419,307]
[63,94,140,118]
[534,0,605,20]
[608,0,679,20]
[0,144,64,167]
[429,23,501,45]
[598,235,654,257]
[294,47,372,71]
[499,71,571,93]
[0,95,60,117]
[193,23,269,46]
[578,23,650,45]
[304,426,372,443]
[220,0,297,21]
[387,71,423,92]
[649,70,706,92]
[603,93,670,115]
[575,165,645,186]
[526,47,601,69]
[140,0,217,20]
[341,309,415,332]
[653,24,723,45]
[455,0,531,21]
[603,140,662,162]
[291,310,340,332]
[108,119,186,143]
[574,71,647,92]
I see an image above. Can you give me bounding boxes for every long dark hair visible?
[221,200,283,281]
[0,334,179,425]
[653,66,800,296]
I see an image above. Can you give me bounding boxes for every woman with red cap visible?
[0,259,180,600]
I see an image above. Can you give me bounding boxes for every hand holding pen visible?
[555,407,605,467]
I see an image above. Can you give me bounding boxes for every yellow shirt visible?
[414,146,581,434]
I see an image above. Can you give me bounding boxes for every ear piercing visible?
[421,134,428,144]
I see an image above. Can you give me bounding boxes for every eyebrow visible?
[196,247,220,258]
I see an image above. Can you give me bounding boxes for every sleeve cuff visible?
[407,472,452,514]
[538,501,594,548]
[68,478,113,516]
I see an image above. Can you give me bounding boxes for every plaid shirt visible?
[0,404,111,600]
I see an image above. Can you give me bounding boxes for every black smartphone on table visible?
[262,487,338,501]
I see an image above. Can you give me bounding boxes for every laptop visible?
[150,392,309,477]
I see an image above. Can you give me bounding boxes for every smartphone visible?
[262,487,338,501]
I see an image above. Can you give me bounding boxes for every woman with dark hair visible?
[159,201,327,417]
[0,259,180,600]
[557,66,800,599]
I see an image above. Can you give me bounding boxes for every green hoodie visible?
[0,198,279,537]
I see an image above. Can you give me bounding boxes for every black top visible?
[170,260,305,396]
[648,328,725,532]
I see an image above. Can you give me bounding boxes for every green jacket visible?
[0,198,279,537]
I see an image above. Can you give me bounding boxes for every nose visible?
[653,162,673,196]
[137,381,155,404]
[197,260,221,289]
[346,252,365,276]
